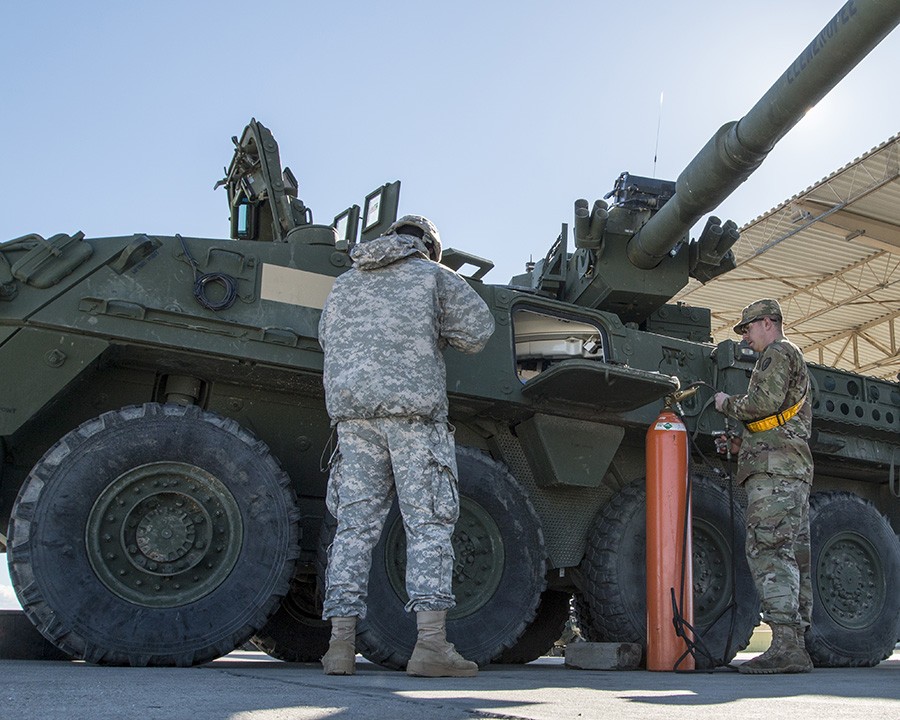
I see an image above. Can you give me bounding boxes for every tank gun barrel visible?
[627,0,900,270]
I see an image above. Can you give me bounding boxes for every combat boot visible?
[322,616,357,675]
[738,624,812,674]
[406,610,478,677]
[789,626,814,673]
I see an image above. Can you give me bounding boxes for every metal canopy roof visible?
[674,134,900,382]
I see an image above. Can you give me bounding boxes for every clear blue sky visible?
[1,1,899,608]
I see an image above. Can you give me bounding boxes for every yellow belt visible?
[746,396,806,433]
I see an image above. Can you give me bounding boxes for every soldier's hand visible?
[714,433,741,456]
[714,433,727,455]
[714,391,729,412]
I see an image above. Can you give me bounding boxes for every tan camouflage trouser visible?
[322,417,459,619]
[744,473,812,628]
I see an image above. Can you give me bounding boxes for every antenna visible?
[653,91,664,177]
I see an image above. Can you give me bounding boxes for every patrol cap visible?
[387,214,442,262]
[733,298,783,334]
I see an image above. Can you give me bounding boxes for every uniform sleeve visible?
[318,293,333,351]
[437,270,495,354]
[721,344,792,422]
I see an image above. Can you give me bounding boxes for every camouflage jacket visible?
[720,338,813,483]
[319,233,495,423]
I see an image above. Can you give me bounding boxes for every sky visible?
[1,1,899,609]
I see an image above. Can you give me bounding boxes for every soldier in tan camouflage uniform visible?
[714,299,814,674]
[318,215,495,677]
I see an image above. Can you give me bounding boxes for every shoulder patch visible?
[761,357,772,371]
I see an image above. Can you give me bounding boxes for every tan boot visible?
[406,610,478,678]
[738,624,812,674]
[322,616,357,675]
[789,626,814,673]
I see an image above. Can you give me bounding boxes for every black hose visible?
[193,272,238,311]
[178,234,239,312]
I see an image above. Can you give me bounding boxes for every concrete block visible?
[565,641,642,670]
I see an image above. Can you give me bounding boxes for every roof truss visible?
[675,134,900,381]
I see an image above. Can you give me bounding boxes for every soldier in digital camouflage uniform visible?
[714,299,814,674]
[318,214,495,677]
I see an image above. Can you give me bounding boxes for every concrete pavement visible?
[3,649,899,720]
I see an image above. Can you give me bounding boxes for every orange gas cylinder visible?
[645,408,693,671]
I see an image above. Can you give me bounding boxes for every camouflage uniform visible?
[318,225,494,620]
[719,300,813,630]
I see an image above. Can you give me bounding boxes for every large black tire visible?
[321,446,547,669]
[7,403,299,666]
[806,491,900,667]
[493,589,571,664]
[250,577,330,662]
[582,473,759,669]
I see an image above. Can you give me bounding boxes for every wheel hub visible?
[691,520,733,624]
[383,497,505,620]
[135,503,199,565]
[817,531,884,629]
[86,461,243,607]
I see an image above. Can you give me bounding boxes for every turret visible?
[216,119,312,242]
[516,0,900,325]
[216,118,404,248]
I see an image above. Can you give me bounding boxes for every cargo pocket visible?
[431,461,459,523]
[325,449,343,517]
[429,426,459,523]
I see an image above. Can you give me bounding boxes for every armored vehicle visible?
[2,0,899,669]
